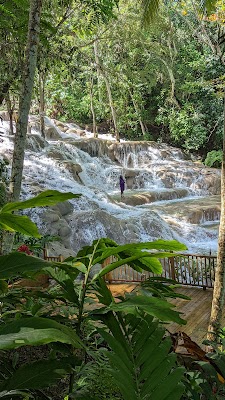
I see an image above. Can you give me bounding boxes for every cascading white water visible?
[0,115,221,255]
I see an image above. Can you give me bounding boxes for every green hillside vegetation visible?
[1,0,225,398]
[1,0,224,159]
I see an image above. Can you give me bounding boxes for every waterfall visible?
[0,115,221,255]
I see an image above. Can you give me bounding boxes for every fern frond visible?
[98,313,185,400]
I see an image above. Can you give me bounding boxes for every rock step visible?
[111,188,189,206]
[151,195,221,224]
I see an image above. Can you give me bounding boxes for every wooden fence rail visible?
[43,249,64,263]
[104,254,217,289]
[43,250,217,289]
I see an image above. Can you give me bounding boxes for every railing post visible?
[102,257,112,283]
[169,256,176,280]
[43,247,48,260]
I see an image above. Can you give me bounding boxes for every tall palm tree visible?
[141,0,225,341]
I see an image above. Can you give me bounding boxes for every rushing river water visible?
[0,116,221,255]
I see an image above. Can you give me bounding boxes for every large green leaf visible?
[93,239,187,265]
[44,266,79,304]
[92,253,167,281]
[0,213,41,237]
[140,277,191,300]
[0,317,84,350]
[0,390,33,399]
[0,252,76,280]
[109,295,186,324]
[1,190,80,213]
[0,252,53,279]
[92,254,149,281]
[1,357,79,390]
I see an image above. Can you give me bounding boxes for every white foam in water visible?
[0,117,221,254]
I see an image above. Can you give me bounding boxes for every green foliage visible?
[41,1,224,152]
[73,353,122,399]
[0,214,42,238]
[0,317,83,350]
[1,190,80,213]
[182,350,225,399]
[204,150,222,168]
[109,294,186,324]
[157,106,207,151]
[0,190,219,399]
[140,276,191,300]
[97,314,185,400]
[0,227,189,398]
[0,190,80,237]
[0,184,7,210]
[13,233,60,256]
[0,357,76,391]
[0,252,62,279]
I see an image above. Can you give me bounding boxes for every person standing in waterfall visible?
[119,175,125,199]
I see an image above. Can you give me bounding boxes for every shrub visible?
[204,150,222,168]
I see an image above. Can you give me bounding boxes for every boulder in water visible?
[45,126,62,140]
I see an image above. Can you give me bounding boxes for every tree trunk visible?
[207,92,225,342]
[94,39,120,141]
[129,89,146,136]
[0,82,11,105]
[5,92,15,135]
[90,76,98,137]
[160,59,180,107]
[39,70,45,138]
[9,0,42,202]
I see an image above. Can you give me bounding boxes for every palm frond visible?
[141,0,161,24]
[141,0,218,25]
[98,314,185,399]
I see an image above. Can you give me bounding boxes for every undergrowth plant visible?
[13,232,61,257]
[0,190,225,399]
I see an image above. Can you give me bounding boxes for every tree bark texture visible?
[94,40,120,141]
[39,70,45,138]
[0,82,11,105]
[9,0,42,202]
[5,93,15,135]
[129,90,146,136]
[208,93,225,342]
[90,76,98,137]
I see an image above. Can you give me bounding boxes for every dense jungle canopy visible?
[1,0,225,162]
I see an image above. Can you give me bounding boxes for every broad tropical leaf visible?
[0,281,8,294]
[109,295,186,324]
[0,252,53,279]
[1,190,80,213]
[1,357,79,391]
[92,239,187,265]
[0,213,41,237]
[44,266,80,304]
[92,254,163,281]
[0,317,84,350]
[0,390,33,399]
[0,252,77,280]
[140,277,191,300]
